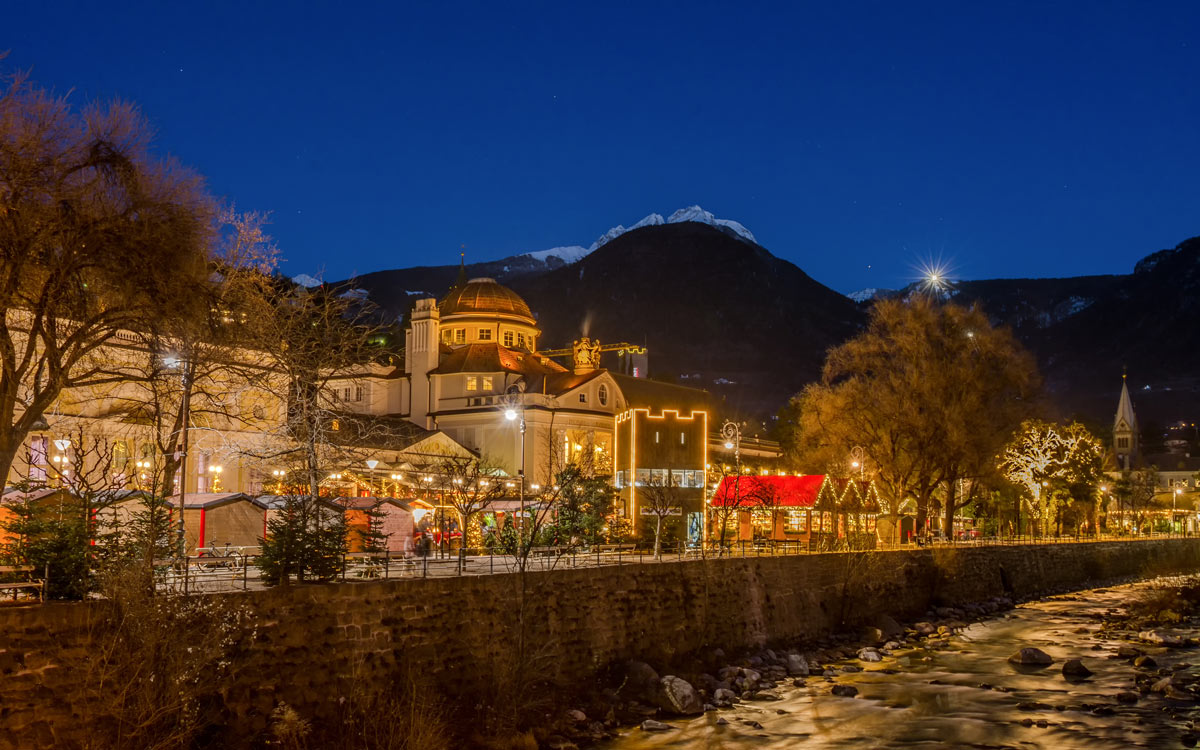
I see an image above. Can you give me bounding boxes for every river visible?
[600,580,1199,749]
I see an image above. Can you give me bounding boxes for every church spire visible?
[1113,374,1139,470]
[453,248,468,289]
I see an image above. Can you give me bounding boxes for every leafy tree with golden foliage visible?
[786,296,1039,538]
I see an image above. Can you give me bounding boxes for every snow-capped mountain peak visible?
[292,273,322,288]
[667,205,757,244]
[519,206,753,265]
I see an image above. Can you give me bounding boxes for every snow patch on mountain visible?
[292,274,322,288]
[525,245,591,264]
[519,206,752,266]
[667,205,757,244]
[849,288,897,302]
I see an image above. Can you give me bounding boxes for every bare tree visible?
[640,471,684,559]
[0,71,213,487]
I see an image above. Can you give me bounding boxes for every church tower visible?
[1113,375,1139,470]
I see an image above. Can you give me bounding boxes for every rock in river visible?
[831,685,859,697]
[640,720,673,732]
[1062,659,1093,678]
[1008,647,1053,666]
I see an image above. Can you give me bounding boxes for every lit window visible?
[331,420,340,431]
[441,329,452,343]
[598,384,608,406]
[454,328,466,344]
[503,331,514,347]
[579,392,587,404]
[479,329,492,341]
[517,333,526,349]
[466,376,478,391]
[654,431,660,444]
[482,376,493,390]
[680,432,686,445]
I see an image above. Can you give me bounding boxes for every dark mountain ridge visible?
[337,225,1200,427]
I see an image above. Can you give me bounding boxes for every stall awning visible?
[711,475,824,508]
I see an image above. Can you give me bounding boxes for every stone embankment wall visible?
[2,539,1197,748]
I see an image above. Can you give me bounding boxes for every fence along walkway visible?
[131,531,1200,595]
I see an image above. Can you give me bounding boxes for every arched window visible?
[598,384,608,406]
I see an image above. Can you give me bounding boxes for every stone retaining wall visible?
[2,539,1197,748]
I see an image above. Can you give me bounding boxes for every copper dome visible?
[440,277,535,323]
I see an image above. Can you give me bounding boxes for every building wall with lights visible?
[614,408,708,541]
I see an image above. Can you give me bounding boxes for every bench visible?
[529,546,568,558]
[0,565,46,602]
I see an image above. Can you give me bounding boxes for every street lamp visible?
[504,386,527,546]
[1175,487,1183,534]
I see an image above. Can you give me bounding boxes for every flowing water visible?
[601,582,1199,749]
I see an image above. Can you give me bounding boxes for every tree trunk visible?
[943,477,957,542]
[654,515,662,560]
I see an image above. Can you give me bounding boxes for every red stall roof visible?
[711,475,825,507]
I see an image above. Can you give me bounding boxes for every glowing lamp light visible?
[366,459,379,470]
[724,441,733,450]
[53,439,71,452]
[531,484,540,491]
[505,409,518,421]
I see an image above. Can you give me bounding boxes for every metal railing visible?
[146,531,1198,595]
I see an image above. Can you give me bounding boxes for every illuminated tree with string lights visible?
[999,419,1104,536]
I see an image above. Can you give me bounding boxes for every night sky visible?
[7,2,1198,294]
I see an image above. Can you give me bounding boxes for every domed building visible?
[398,271,712,542]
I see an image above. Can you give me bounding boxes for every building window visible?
[454,328,466,344]
[1117,436,1129,449]
[479,328,492,341]
[503,330,514,347]
[579,392,587,404]
[785,510,808,533]
[441,329,452,343]
[680,432,686,445]
[616,470,626,488]
[466,376,478,391]
[654,430,660,444]
[598,384,608,406]
[355,386,363,402]
[517,333,526,349]
[482,376,493,390]
[635,468,649,486]
[672,470,686,486]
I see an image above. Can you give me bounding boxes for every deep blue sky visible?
[7,2,1198,293]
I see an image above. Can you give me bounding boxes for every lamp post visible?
[505,387,527,550]
[366,458,379,496]
[1174,487,1183,535]
[1099,484,1108,538]
[720,421,741,549]
[162,352,193,559]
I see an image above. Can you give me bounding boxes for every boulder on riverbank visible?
[619,661,661,703]
[655,676,703,716]
[1008,648,1054,666]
